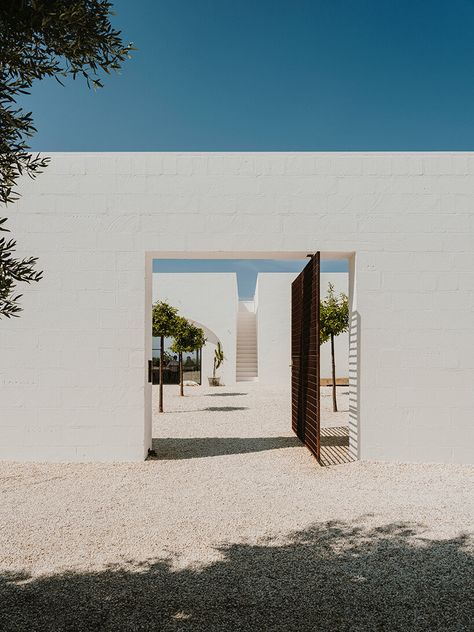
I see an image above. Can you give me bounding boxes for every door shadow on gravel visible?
[151,436,301,459]
[1,520,471,631]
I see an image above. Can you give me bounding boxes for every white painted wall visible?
[1,152,473,464]
[256,272,349,386]
[153,273,237,386]
[320,273,349,379]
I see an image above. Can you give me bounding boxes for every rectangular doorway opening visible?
[144,251,359,466]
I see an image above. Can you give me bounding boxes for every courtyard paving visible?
[0,384,472,631]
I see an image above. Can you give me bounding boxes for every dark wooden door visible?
[291,253,321,461]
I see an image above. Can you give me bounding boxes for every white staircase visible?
[236,301,258,382]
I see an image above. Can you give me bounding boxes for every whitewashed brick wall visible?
[153,273,238,386]
[0,152,473,463]
[256,272,349,386]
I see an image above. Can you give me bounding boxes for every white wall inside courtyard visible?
[256,272,349,387]
[153,273,238,386]
[1,152,473,464]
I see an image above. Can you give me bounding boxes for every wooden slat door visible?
[291,253,321,461]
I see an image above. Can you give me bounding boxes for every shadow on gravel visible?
[165,406,249,414]
[205,406,248,412]
[151,436,301,459]
[205,392,248,397]
[1,521,472,631]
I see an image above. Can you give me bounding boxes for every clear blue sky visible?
[22,1,472,293]
[24,0,474,151]
[153,259,348,299]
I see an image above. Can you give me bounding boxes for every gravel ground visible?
[0,384,473,631]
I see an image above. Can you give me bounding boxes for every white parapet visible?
[0,152,473,464]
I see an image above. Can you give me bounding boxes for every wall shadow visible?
[348,255,360,460]
[1,520,471,631]
[151,436,302,460]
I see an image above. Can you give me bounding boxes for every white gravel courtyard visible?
[0,383,472,631]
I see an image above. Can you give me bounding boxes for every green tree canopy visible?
[320,283,349,344]
[152,300,180,410]
[0,0,133,317]
[0,217,42,317]
[170,317,206,355]
[152,301,179,338]
[170,316,206,396]
[320,282,349,412]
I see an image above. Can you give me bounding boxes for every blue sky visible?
[24,0,474,151]
[21,1,473,292]
[153,259,348,299]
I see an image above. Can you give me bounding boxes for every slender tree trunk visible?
[331,332,337,412]
[179,352,184,396]
[159,335,164,413]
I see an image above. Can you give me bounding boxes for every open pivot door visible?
[291,252,321,461]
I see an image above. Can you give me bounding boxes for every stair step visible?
[236,307,258,378]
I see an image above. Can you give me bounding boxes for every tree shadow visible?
[1,520,471,631]
[205,392,248,397]
[205,406,248,412]
[165,406,249,414]
[151,436,302,459]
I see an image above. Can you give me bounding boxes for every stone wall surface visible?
[153,273,237,386]
[257,272,349,386]
[0,152,473,463]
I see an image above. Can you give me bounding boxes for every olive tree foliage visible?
[320,282,349,412]
[0,217,42,317]
[170,317,206,396]
[0,0,133,317]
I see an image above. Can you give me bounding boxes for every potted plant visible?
[208,341,224,386]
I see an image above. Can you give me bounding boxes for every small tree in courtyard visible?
[152,301,179,412]
[320,283,349,412]
[170,317,206,396]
